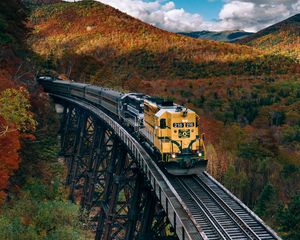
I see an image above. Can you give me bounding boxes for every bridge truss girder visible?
[59,103,177,240]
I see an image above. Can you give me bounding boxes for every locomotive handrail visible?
[51,94,207,240]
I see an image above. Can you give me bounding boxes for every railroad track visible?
[170,172,279,240]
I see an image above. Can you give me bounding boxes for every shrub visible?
[280,126,300,144]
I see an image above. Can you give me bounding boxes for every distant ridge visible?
[238,14,300,59]
[239,14,300,44]
[178,30,253,42]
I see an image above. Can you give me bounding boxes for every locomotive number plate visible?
[173,123,184,128]
[178,129,190,138]
[186,122,195,127]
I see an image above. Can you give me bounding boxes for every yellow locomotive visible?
[141,98,207,175]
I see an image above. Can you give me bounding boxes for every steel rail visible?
[190,175,258,239]
[176,176,254,239]
[201,173,281,240]
[176,178,230,239]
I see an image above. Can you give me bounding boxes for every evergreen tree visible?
[255,183,274,216]
[276,194,300,240]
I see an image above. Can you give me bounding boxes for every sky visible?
[143,0,224,21]
[68,0,300,32]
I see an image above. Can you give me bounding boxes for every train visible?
[38,76,208,175]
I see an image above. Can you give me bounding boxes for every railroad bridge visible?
[49,93,280,240]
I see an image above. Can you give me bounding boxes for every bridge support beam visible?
[80,122,106,210]
[58,102,178,240]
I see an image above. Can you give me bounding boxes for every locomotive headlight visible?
[171,153,176,159]
[198,152,202,157]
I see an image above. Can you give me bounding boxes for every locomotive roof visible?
[146,97,175,107]
[155,108,194,117]
[126,93,147,100]
[86,85,123,97]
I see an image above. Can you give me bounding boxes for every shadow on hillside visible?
[42,46,299,89]
[0,0,63,92]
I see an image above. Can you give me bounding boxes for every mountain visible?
[239,14,300,60]
[178,30,253,42]
[28,1,297,89]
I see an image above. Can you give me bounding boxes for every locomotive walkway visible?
[48,92,280,240]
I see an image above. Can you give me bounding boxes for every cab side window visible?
[160,119,167,129]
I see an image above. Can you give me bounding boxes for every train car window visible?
[160,119,167,129]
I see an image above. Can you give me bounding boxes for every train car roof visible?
[86,85,102,91]
[70,82,90,87]
[101,88,124,98]
[53,80,71,85]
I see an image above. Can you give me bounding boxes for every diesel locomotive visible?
[38,76,207,175]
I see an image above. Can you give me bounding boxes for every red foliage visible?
[21,133,36,141]
[0,117,20,203]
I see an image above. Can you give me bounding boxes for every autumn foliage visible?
[0,117,20,203]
